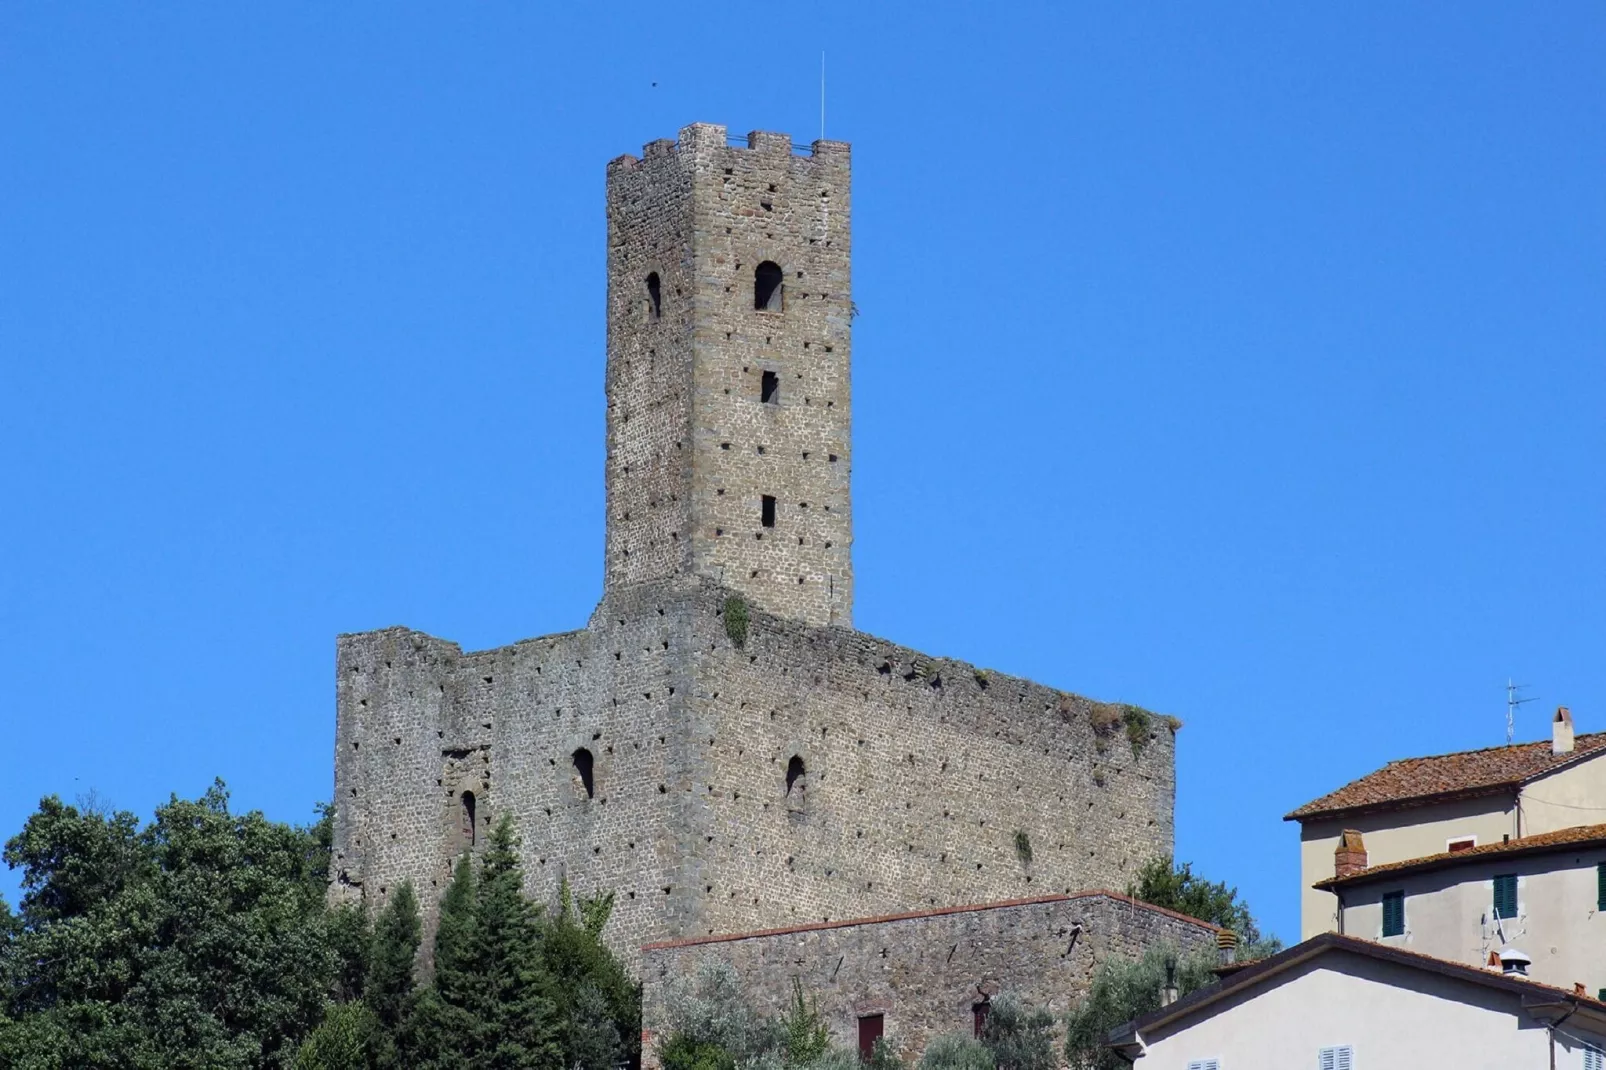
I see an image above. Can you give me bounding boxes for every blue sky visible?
[3,3,1602,943]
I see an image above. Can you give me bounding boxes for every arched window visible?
[646,272,662,319]
[754,261,783,311]
[785,754,806,796]
[460,790,477,848]
[572,748,595,799]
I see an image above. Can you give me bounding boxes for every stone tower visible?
[604,123,852,627]
[330,124,1177,966]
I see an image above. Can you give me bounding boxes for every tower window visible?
[646,272,662,319]
[460,790,477,848]
[761,495,776,528]
[754,261,783,311]
[761,370,779,404]
[572,748,595,799]
[786,755,806,795]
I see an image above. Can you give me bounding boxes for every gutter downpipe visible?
[1548,998,1578,1070]
[1335,889,1345,936]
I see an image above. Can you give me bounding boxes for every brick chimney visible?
[1334,829,1367,879]
[1553,707,1575,756]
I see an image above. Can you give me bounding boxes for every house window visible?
[1493,873,1518,922]
[755,261,784,311]
[1447,836,1475,853]
[1185,1062,1219,1070]
[972,1001,989,1038]
[857,1014,884,1062]
[1597,862,1606,912]
[1381,891,1404,937]
[1318,1046,1353,1070]
[1586,1047,1603,1070]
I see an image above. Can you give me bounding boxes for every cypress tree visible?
[364,882,420,1068]
[472,815,562,1069]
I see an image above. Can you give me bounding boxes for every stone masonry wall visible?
[639,892,1219,1066]
[332,578,1178,967]
[606,124,853,629]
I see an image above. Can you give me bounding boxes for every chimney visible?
[1160,954,1179,1007]
[1334,829,1368,879]
[1498,947,1531,976]
[1553,707,1575,756]
[1217,930,1239,966]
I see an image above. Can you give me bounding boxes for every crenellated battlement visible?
[609,123,850,176]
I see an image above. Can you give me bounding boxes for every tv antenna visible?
[820,51,826,142]
[1506,679,1537,745]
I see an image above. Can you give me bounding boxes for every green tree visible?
[918,1034,994,1070]
[979,995,1054,1070]
[542,881,639,1070]
[0,783,334,1069]
[1063,947,1218,1070]
[409,820,562,1070]
[294,1002,377,1070]
[363,881,421,1068]
[1126,856,1282,956]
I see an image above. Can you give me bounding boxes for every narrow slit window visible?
[646,272,662,319]
[761,370,779,404]
[761,495,776,528]
[754,261,783,311]
[460,790,477,848]
[572,748,595,799]
[786,755,805,796]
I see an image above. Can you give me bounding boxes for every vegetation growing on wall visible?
[723,595,749,649]
[1013,830,1033,865]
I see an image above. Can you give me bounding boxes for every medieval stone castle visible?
[330,123,1179,963]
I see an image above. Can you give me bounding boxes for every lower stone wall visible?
[639,892,1218,1066]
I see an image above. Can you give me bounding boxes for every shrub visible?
[724,596,749,649]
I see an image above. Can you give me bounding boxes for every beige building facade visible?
[1108,934,1606,1070]
[1319,824,1606,996]
[1289,708,1606,939]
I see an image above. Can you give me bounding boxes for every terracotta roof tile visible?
[1313,822,1606,889]
[1285,732,1606,821]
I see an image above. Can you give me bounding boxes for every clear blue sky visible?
[3,4,1602,943]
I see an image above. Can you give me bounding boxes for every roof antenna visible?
[820,51,826,142]
[1506,679,1536,745]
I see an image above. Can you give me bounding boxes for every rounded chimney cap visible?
[1497,946,1532,975]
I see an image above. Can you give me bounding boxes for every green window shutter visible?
[1493,874,1518,921]
[1382,891,1405,937]
[1597,862,1606,912]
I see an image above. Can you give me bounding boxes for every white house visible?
[1106,933,1606,1069]
[1311,821,1606,997]
[1286,707,1606,939]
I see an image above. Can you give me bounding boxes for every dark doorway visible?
[857,1014,884,1062]
[646,272,662,319]
[761,370,779,404]
[972,1001,990,1038]
[761,495,776,528]
[572,748,595,799]
[460,790,477,848]
[754,261,783,311]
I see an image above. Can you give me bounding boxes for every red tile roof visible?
[1285,732,1606,821]
[1312,822,1606,889]
[640,890,1220,951]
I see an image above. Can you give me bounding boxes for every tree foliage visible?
[1062,946,1219,1070]
[1126,855,1282,956]
[0,786,644,1070]
[0,783,334,1069]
